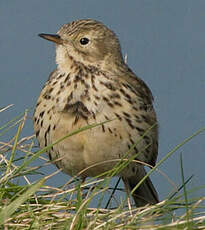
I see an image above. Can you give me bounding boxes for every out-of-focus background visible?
[1,0,204,201]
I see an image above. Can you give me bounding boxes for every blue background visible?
[0,1,204,202]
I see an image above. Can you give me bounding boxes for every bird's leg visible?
[79,177,86,199]
[105,177,121,209]
[122,177,133,215]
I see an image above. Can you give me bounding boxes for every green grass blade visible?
[0,178,45,224]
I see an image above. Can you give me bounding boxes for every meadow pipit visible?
[33,19,159,207]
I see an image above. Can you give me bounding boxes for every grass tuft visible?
[0,107,205,229]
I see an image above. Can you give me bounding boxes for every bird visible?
[33,19,159,207]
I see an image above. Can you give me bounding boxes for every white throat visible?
[56,45,73,73]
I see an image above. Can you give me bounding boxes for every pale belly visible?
[47,112,133,178]
[34,105,152,181]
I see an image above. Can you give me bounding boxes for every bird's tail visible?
[123,166,159,207]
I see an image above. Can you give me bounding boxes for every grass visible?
[0,106,205,229]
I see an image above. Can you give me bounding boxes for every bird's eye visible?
[80,37,90,45]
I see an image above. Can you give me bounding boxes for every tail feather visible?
[123,167,159,207]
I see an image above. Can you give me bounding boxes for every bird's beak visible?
[38,33,63,44]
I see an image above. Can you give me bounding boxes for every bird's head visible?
[39,19,124,73]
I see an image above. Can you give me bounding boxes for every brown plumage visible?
[33,19,159,206]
